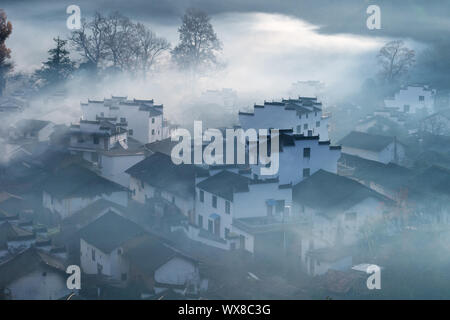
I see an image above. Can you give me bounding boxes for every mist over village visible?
[1,0,450,301]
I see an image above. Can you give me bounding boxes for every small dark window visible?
[151,129,155,135]
[208,220,213,233]
[315,112,317,116]
[303,147,311,158]
[152,118,155,123]
[304,123,308,130]
[225,201,230,214]
[92,248,96,261]
[303,168,310,178]
[316,121,320,128]
[306,114,308,119]
[93,136,99,144]
[129,129,133,136]
[212,195,217,208]
[198,215,203,228]
[199,190,204,202]
[120,117,126,123]
[403,105,410,112]
[225,228,230,238]
[419,96,425,101]
[296,125,301,133]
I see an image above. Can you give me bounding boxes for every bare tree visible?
[172,8,222,73]
[133,23,170,77]
[377,40,415,83]
[70,12,109,68]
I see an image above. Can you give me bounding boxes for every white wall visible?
[384,86,435,114]
[154,257,198,286]
[342,142,405,164]
[239,103,329,141]
[80,238,130,281]
[7,269,71,300]
[100,154,145,187]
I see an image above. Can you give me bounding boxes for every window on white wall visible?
[212,195,217,208]
[303,168,310,178]
[225,201,230,214]
[199,190,204,202]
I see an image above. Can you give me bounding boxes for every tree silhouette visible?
[0,9,12,96]
[172,8,222,74]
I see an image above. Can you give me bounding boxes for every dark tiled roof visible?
[42,165,127,200]
[126,152,207,198]
[339,131,395,152]
[293,170,390,215]
[79,211,145,253]
[123,236,185,276]
[196,170,250,201]
[339,153,412,190]
[0,247,66,288]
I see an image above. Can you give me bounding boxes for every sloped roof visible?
[123,236,180,276]
[42,164,128,200]
[126,152,207,198]
[339,153,413,190]
[0,247,66,288]
[293,170,390,215]
[339,131,395,152]
[196,170,251,201]
[79,211,145,253]
[62,198,126,228]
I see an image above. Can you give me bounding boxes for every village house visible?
[339,131,406,164]
[42,164,128,221]
[250,131,341,185]
[192,170,293,253]
[239,97,330,141]
[126,152,208,222]
[9,119,54,142]
[124,235,202,297]
[79,211,202,296]
[80,96,170,144]
[292,170,392,276]
[384,85,436,115]
[338,153,413,201]
[69,119,128,165]
[0,247,71,300]
[98,137,147,187]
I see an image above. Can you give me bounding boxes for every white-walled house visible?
[193,170,293,253]
[124,235,202,296]
[339,131,405,164]
[98,137,146,187]
[384,85,436,115]
[292,170,392,276]
[69,120,128,164]
[80,97,169,144]
[239,97,330,141]
[42,165,128,221]
[126,152,208,222]
[79,211,145,282]
[80,212,201,294]
[250,131,341,185]
[10,119,54,142]
[0,247,71,300]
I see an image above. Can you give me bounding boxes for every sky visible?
[0,0,444,125]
